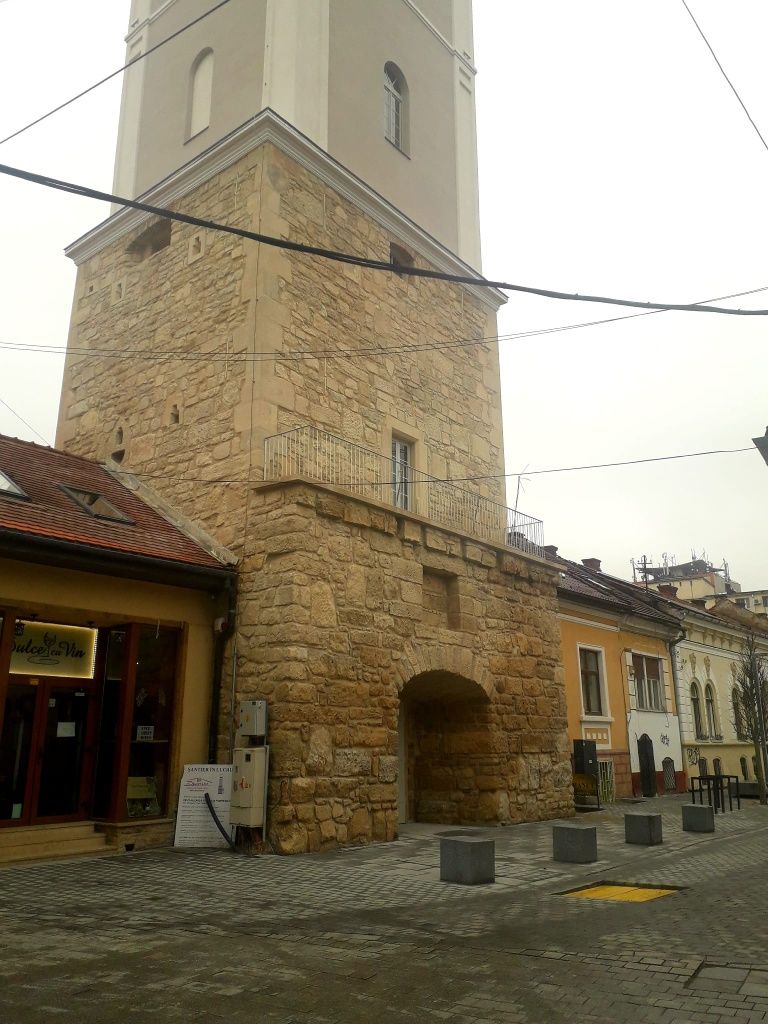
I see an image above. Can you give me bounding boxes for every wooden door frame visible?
[0,609,19,744]
[108,624,140,822]
[28,677,100,826]
[0,675,40,829]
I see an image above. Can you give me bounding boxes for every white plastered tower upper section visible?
[113,0,482,269]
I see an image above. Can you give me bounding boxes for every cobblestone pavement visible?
[3,796,768,1023]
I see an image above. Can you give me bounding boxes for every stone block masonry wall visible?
[232,480,572,854]
[58,140,506,557]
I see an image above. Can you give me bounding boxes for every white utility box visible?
[239,699,268,739]
[230,745,269,827]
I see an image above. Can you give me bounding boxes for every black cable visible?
[3,160,768,316]
[109,444,755,488]
[680,0,768,157]
[0,0,233,147]
[4,283,768,368]
[204,792,235,850]
[0,395,49,444]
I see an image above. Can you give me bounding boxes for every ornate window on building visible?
[384,62,408,152]
[633,654,664,711]
[188,49,214,139]
[578,647,604,716]
[691,682,706,739]
[705,683,720,739]
[733,687,748,741]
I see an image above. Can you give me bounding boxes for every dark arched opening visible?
[398,670,492,826]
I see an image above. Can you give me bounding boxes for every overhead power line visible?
[680,0,768,157]
[2,282,767,373]
[4,161,768,316]
[0,395,49,445]
[110,444,755,488]
[0,0,233,147]
[3,283,767,367]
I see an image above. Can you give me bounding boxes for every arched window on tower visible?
[188,49,214,139]
[384,62,408,153]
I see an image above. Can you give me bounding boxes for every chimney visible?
[582,558,601,572]
[658,584,679,599]
[543,545,559,558]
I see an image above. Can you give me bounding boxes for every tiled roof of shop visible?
[0,434,228,571]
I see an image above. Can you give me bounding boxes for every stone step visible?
[0,823,115,865]
[0,821,98,849]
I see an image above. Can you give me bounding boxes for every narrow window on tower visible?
[384,63,408,154]
[188,49,214,140]
[392,437,413,511]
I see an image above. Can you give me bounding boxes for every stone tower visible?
[57,0,572,853]
[115,0,482,269]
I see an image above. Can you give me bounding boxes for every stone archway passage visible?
[399,670,496,825]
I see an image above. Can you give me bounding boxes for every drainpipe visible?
[668,631,687,785]
[208,579,237,764]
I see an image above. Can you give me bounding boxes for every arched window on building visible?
[691,682,705,739]
[384,62,408,153]
[705,684,719,739]
[188,49,214,139]
[740,756,749,780]
[698,757,708,776]
[713,757,723,776]
[733,687,747,741]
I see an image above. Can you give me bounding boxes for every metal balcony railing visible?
[263,426,545,556]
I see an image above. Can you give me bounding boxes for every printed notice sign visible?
[174,764,233,849]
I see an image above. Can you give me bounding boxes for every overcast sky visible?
[1,1,767,586]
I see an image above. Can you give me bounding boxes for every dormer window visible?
[61,486,134,525]
[384,62,408,153]
[0,469,27,499]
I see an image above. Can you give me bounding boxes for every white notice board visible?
[174,764,234,848]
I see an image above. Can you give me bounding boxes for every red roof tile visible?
[0,434,228,573]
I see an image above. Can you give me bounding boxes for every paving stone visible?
[2,795,768,1022]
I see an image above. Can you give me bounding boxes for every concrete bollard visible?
[552,823,598,863]
[682,803,715,833]
[624,812,663,846]
[440,836,495,885]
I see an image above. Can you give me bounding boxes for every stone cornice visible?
[65,108,505,312]
[254,476,557,577]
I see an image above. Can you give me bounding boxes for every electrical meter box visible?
[238,699,268,739]
[230,746,269,827]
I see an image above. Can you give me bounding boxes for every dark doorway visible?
[0,677,98,827]
[638,734,656,797]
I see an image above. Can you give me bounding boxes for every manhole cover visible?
[559,882,680,902]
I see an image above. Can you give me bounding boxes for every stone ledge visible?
[252,477,558,577]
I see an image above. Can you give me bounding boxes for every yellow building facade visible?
[0,436,236,862]
[557,559,685,800]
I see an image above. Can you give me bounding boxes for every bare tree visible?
[733,633,768,805]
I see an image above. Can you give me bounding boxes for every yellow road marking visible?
[565,884,676,902]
